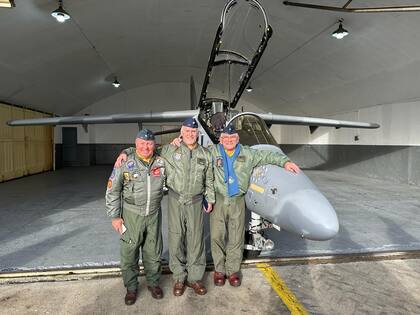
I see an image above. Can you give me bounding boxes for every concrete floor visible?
[0,166,420,271]
[1,259,419,315]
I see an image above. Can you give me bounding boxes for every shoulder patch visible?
[107,180,113,189]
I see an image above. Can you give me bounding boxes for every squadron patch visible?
[123,172,130,181]
[216,157,223,167]
[173,153,182,161]
[236,156,246,162]
[127,160,135,170]
[151,167,161,177]
[107,180,113,189]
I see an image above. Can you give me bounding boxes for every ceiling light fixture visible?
[51,0,71,23]
[0,0,15,8]
[246,85,253,92]
[112,78,121,88]
[332,19,349,39]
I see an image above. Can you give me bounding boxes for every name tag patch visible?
[237,156,246,162]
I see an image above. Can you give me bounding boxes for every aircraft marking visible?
[250,183,265,193]
[257,263,308,315]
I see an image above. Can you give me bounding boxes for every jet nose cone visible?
[282,189,339,241]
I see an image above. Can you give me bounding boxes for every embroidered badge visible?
[127,160,135,170]
[123,172,130,181]
[107,180,113,189]
[237,156,246,162]
[151,167,161,177]
[173,153,182,161]
[216,157,223,167]
[197,158,205,165]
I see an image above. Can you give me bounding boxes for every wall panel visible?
[0,103,53,182]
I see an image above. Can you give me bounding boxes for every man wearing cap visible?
[105,128,166,305]
[114,118,216,296]
[209,124,300,287]
[170,123,300,287]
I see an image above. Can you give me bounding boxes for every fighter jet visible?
[7,0,379,256]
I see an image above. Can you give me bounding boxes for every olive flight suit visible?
[207,144,290,276]
[106,152,166,291]
[123,144,216,282]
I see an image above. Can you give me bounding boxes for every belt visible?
[216,192,245,205]
[168,189,203,205]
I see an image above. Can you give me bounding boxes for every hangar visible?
[1,1,420,314]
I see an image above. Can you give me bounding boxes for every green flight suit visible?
[208,144,290,275]
[105,152,166,290]
[124,144,216,282]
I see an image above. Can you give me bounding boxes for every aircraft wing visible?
[7,110,199,126]
[257,112,380,129]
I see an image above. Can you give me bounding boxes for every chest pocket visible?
[123,169,145,198]
[194,157,206,181]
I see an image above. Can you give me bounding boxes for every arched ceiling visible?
[1,0,420,116]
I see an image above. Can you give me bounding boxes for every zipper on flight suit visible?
[146,172,151,215]
[145,159,154,216]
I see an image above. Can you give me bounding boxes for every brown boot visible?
[228,273,241,287]
[124,289,137,305]
[173,280,186,296]
[148,286,163,299]
[213,272,226,286]
[186,281,207,295]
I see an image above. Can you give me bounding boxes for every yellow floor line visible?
[257,263,308,315]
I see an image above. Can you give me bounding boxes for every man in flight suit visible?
[209,124,300,287]
[115,118,216,296]
[105,129,165,305]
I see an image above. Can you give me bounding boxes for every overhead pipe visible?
[283,1,420,13]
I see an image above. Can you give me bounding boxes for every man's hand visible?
[170,136,182,147]
[284,161,301,174]
[114,153,128,168]
[203,203,213,213]
[112,218,124,234]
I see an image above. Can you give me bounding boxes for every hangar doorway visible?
[62,127,78,167]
